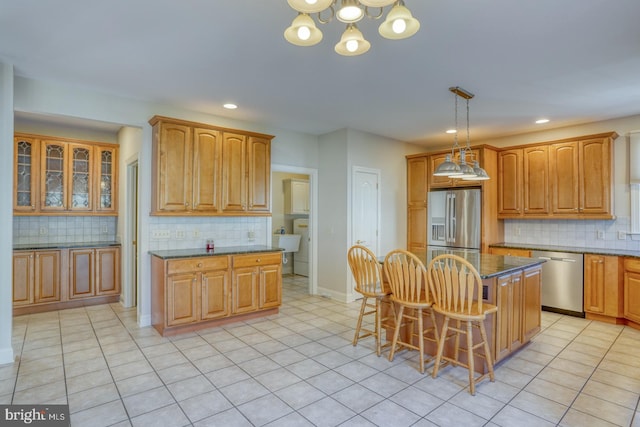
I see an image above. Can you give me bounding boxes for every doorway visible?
[124,160,139,308]
[351,166,381,296]
[271,164,318,296]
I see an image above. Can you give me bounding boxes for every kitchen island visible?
[385,248,546,372]
[150,245,283,336]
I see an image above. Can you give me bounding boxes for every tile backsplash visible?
[504,217,640,250]
[148,216,269,251]
[13,216,117,245]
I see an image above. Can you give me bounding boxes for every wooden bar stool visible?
[347,245,395,356]
[427,254,498,395]
[383,249,439,374]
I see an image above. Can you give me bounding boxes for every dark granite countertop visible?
[149,245,283,260]
[14,241,121,250]
[490,243,640,258]
[379,247,545,279]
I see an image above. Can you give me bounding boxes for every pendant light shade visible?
[284,13,323,46]
[464,161,490,180]
[337,0,365,23]
[454,151,477,179]
[287,0,335,14]
[433,154,462,176]
[359,0,396,7]
[379,1,420,39]
[335,24,370,56]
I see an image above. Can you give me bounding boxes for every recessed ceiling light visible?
[535,118,549,124]
[223,103,238,110]
[445,129,457,134]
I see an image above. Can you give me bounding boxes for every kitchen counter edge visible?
[490,243,640,258]
[14,241,121,251]
[149,245,283,260]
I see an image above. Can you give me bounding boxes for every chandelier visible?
[284,0,420,56]
[433,87,490,180]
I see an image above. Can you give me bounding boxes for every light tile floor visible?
[2,274,640,427]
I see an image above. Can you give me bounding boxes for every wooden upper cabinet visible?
[523,146,549,215]
[247,136,271,212]
[498,149,522,216]
[154,122,192,213]
[95,145,118,213]
[407,156,428,207]
[550,136,613,217]
[498,132,616,219]
[14,136,40,213]
[221,132,247,213]
[580,138,611,215]
[549,141,580,215]
[14,133,117,216]
[192,128,221,212]
[150,116,272,216]
[407,155,428,252]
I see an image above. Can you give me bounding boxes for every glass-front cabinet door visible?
[68,144,93,212]
[96,146,117,213]
[14,136,39,212]
[40,141,68,212]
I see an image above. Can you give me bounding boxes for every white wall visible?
[0,63,14,364]
[317,128,426,301]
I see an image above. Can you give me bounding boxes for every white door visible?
[352,167,380,255]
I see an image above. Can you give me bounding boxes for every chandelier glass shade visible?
[433,87,490,181]
[284,0,419,56]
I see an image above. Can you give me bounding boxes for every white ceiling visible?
[2,0,640,148]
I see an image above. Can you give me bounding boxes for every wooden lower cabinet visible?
[492,265,541,363]
[13,246,120,315]
[69,247,121,299]
[13,250,61,306]
[624,258,640,325]
[152,251,281,336]
[495,272,523,361]
[584,255,623,321]
[489,247,531,257]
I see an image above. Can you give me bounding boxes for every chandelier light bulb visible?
[337,0,364,23]
[392,18,406,34]
[306,0,317,4]
[298,25,311,40]
[346,39,358,52]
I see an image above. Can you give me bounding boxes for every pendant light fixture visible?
[284,0,419,56]
[433,87,490,181]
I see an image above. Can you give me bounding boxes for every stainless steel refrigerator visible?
[427,188,481,250]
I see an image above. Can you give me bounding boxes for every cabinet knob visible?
[197,263,203,268]
[256,259,261,262]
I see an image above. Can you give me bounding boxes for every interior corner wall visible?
[0,63,15,365]
[317,129,349,300]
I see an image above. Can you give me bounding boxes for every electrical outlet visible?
[39,226,48,235]
[192,229,200,238]
[515,227,521,236]
[175,230,186,239]
[101,225,108,234]
[248,230,255,240]
[597,230,605,240]
[152,230,170,239]
[618,231,626,240]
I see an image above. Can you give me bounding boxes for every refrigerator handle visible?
[444,192,450,243]
[450,193,456,242]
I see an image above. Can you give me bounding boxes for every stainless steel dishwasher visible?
[531,250,584,317]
